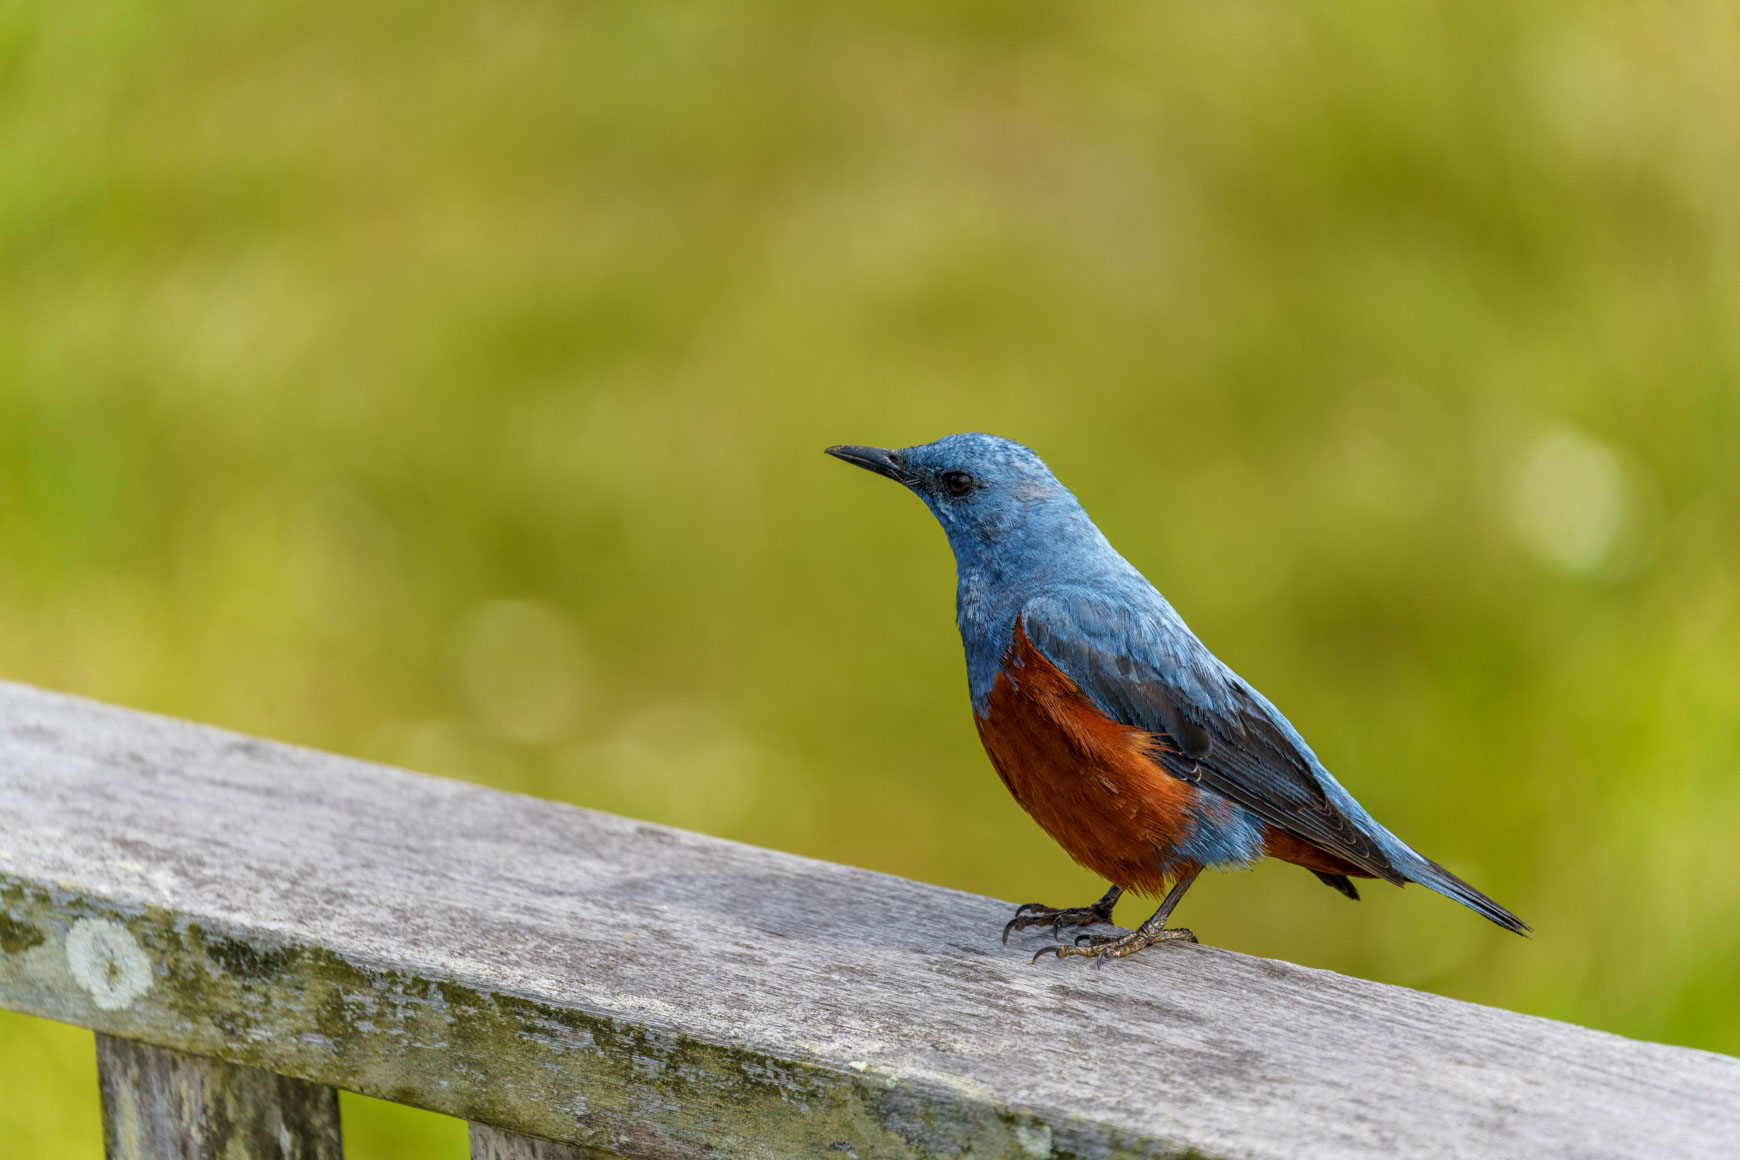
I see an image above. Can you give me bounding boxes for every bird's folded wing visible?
[1020,590,1403,885]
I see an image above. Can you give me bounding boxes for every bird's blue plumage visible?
[830,432,1527,934]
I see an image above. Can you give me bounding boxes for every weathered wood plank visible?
[469,1123,588,1160]
[0,681,1736,1160]
[97,1032,342,1160]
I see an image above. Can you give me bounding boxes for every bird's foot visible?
[1032,926,1197,966]
[1002,895,1119,944]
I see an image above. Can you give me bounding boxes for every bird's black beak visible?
[825,444,919,486]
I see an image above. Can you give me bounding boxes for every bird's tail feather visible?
[1411,857,1531,935]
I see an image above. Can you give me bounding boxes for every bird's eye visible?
[943,472,976,496]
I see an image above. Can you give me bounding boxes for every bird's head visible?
[826,433,1101,574]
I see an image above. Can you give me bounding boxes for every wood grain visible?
[0,681,1736,1159]
[469,1123,590,1160]
[97,1033,342,1159]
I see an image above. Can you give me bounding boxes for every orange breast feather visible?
[973,620,1198,895]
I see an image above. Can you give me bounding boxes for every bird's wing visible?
[1020,589,1404,885]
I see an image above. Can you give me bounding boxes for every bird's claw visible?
[1033,927,1197,966]
[1002,900,1118,945]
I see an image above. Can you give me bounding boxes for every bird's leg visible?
[1034,865,1201,965]
[1002,884,1122,944]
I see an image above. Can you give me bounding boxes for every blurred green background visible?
[4,0,1738,1154]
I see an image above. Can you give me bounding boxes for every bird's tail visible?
[1409,857,1531,936]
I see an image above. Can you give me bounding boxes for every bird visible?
[826,433,1528,964]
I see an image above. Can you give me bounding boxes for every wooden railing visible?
[1,681,1736,1159]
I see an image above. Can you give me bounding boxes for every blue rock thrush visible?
[827,433,1528,964]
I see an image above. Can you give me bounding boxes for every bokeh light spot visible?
[1512,428,1632,574]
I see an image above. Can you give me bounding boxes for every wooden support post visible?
[97,1033,343,1160]
[469,1123,587,1160]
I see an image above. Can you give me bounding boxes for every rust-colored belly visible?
[1261,827,1374,879]
[974,622,1198,895]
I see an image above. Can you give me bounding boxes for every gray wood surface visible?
[96,1032,342,1160]
[0,681,1736,1160]
[469,1123,588,1160]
